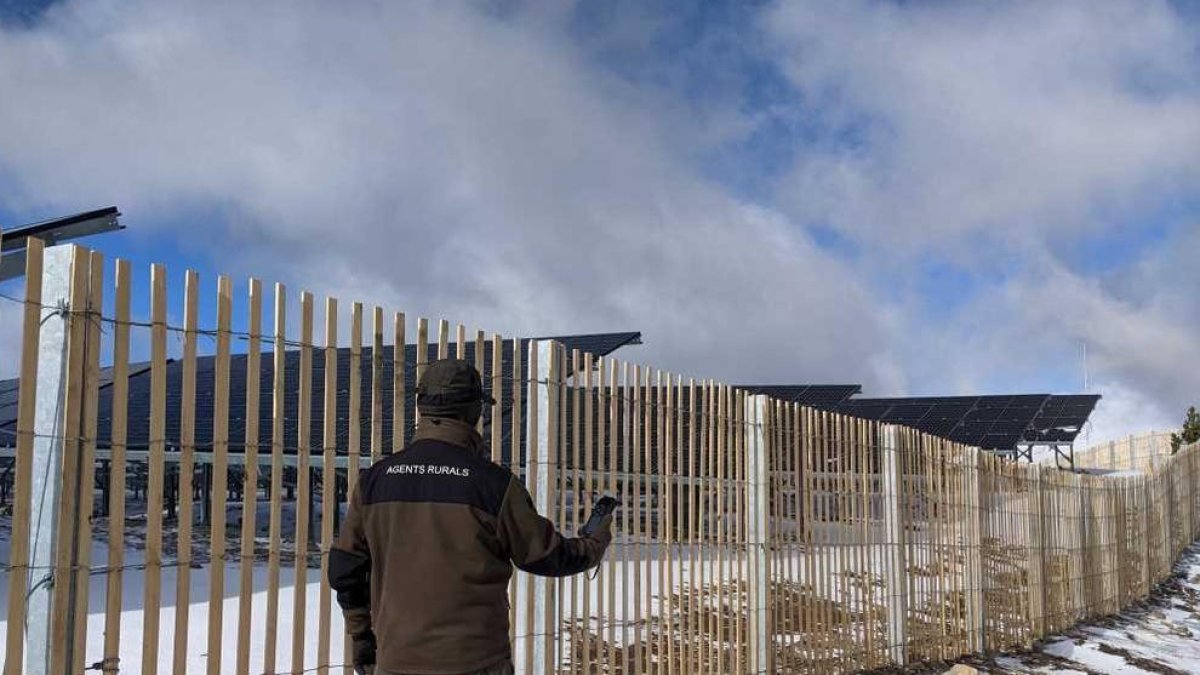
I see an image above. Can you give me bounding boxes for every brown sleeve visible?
[496,477,610,577]
[328,483,373,637]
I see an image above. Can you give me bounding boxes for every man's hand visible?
[589,514,614,548]
[351,630,377,675]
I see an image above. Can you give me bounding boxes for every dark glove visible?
[589,514,614,548]
[351,630,377,675]
[580,496,618,539]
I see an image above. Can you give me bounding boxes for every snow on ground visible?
[0,542,348,673]
[937,542,1200,675]
[6,500,1197,674]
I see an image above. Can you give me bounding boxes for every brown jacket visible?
[329,418,611,674]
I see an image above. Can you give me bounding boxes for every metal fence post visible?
[881,424,908,665]
[1027,465,1046,644]
[517,340,558,675]
[964,447,986,653]
[24,245,82,675]
[745,395,770,674]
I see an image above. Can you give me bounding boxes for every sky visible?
[0,0,1197,447]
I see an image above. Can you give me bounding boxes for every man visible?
[329,358,614,675]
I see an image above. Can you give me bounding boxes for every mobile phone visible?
[580,496,618,537]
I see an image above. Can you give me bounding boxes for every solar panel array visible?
[827,394,1100,450]
[0,378,18,435]
[0,332,642,459]
[736,384,862,406]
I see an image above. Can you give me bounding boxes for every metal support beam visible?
[746,395,771,675]
[1026,464,1046,644]
[881,424,908,665]
[516,340,556,675]
[964,447,986,652]
[0,207,121,282]
[24,246,77,675]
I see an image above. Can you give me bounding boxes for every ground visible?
[3,508,1198,673]
[900,542,1200,675]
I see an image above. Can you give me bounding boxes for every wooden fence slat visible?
[631,364,643,674]
[710,381,720,667]
[580,351,593,675]
[607,360,619,669]
[394,312,406,451]
[206,275,234,675]
[416,317,429,428]
[347,303,363,490]
[569,348,581,675]
[556,344,568,672]
[370,307,384,462]
[345,303,363,675]
[700,379,710,667]
[2,237,42,675]
[491,334,503,465]
[801,406,816,670]
[140,263,169,675]
[101,257,131,675]
[591,356,605,673]
[595,357,609,670]
[509,337,523,642]
[662,372,672,672]
[317,297,338,674]
[67,250,104,673]
[262,283,287,675]
[2,236,43,672]
[475,330,486,434]
[235,278,263,675]
[172,269,199,675]
[438,318,449,360]
[686,378,697,674]
[291,291,315,675]
[620,362,633,670]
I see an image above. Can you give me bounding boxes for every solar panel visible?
[825,394,1062,450]
[921,419,959,435]
[0,332,642,463]
[928,404,973,419]
[886,403,936,420]
[838,402,893,419]
[735,384,861,405]
[0,377,18,436]
[1023,394,1100,444]
[966,407,1004,421]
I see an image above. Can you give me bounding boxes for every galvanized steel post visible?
[517,340,558,675]
[882,424,909,665]
[745,395,771,674]
[25,245,78,675]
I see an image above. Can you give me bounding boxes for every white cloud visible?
[1081,379,1177,449]
[765,0,1200,257]
[0,0,890,386]
[0,0,1195,444]
[760,0,1200,438]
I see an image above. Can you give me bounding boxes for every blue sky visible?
[0,0,1198,443]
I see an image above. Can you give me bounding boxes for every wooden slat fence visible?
[1,240,1199,675]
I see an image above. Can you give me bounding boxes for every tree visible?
[1170,406,1200,454]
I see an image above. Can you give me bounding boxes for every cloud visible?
[1081,379,1178,449]
[0,0,890,386]
[0,0,1195,444]
[760,0,1200,437]
[764,0,1200,258]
